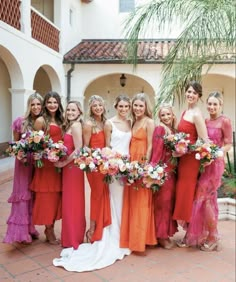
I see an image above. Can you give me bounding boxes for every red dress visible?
[120,128,156,252]
[173,113,200,223]
[86,131,111,242]
[151,126,178,239]
[61,134,86,249]
[30,125,62,225]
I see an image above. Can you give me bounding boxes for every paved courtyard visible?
[0,158,235,281]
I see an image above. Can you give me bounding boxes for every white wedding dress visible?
[53,121,131,272]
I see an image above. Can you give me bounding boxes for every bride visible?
[53,95,132,272]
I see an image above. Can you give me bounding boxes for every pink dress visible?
[150,126,178,239]
[173,112,200,223]
[61,133,86,249]
[186,115,233,246]
[3,117,39,244]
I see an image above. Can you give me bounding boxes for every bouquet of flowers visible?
[27,130,52,168]
[5,131,32,165]
[45,141,67,163]
[126,160,144,186]
[193,140,224,172]
[97,147,130,184]
[74,147,103,172]
[142,162,168,192]
[163,132,191,164]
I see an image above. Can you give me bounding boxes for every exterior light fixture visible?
[120,74,127,87]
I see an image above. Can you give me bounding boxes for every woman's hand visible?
[54,161,65,168]
[33,152,42,160]
[172,151,184,158]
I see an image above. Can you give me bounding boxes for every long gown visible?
[61,133,86,249]
[86,130,111,242]
[120,127,157,252]
[3,117,39,243]
[186,115,233,246]
[53,121,131,272]
[30,125,62,225]
[150,126,178,239]
[173,112,200,223]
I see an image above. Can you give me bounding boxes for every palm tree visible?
[124,0,236,114]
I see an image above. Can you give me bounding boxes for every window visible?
[119,0,135,13]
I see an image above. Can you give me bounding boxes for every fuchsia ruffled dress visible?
[3,117,39,244]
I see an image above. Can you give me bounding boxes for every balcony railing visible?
[31,8,59,52]
[0,0,21,30]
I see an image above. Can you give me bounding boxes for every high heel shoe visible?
[158,238,175,250]
[44,227,60,245]
[200,241,222,252]
[176,239,189,248]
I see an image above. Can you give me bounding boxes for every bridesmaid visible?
[186,92,232,251]
[83,95,111,242]
[150,104,178,249]
[3,93,43,244]
[55,101,86,248]
[120,93,157,255]
[30,91,64,244]
[172,81,208,246]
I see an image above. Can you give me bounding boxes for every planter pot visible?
[218,198,236,220]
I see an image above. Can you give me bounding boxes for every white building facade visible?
[0,0,235,149]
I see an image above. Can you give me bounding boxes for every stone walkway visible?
[0,158,235,281]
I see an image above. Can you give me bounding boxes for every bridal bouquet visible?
[98,147,130,183]
[193,140,223,172]
[74,147,102,172]
[142,162,168,192]
[126,160,144,185]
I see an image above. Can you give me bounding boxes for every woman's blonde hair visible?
[22,92,43,132]
[87,95,107,122]
[131,93,153,120]
[206,91,223,105]
[63,101,83,133]
[157,103,177,131]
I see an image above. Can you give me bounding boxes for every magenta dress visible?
[61,134,86,249]
[3,117,39,244]
[186,115,233,246]
[173,112,200,223]
[151,126,178,239]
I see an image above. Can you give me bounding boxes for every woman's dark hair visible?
[42,91,64,132]
[185,81,203,97]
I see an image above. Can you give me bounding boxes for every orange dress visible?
[86,131,111,242]
[30,125,62,225]
[120,128,157,252]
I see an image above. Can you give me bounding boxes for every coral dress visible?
[186,116,232,246]
[61,133,86,249]
[120,127,157,252]
[30,125,62,225]
[151,126,178,239]
[86,130,111,242]
[173,112,200,223]
[3,117,38,243]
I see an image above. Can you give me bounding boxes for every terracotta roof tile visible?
[63,39,235,64]
[63,39,176,64]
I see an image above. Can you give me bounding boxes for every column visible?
[20,0,31,37]
[9,88,35,122]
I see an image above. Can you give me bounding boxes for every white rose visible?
[195,153,201,160]
[38,130,44,136]
[79,163,86,170]
[21,133,26,138]
[89,163,96,170]
[156,166,164,173]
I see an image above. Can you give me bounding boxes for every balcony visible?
[0,0,60,52]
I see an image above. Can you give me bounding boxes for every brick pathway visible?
[0,160,235,281]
